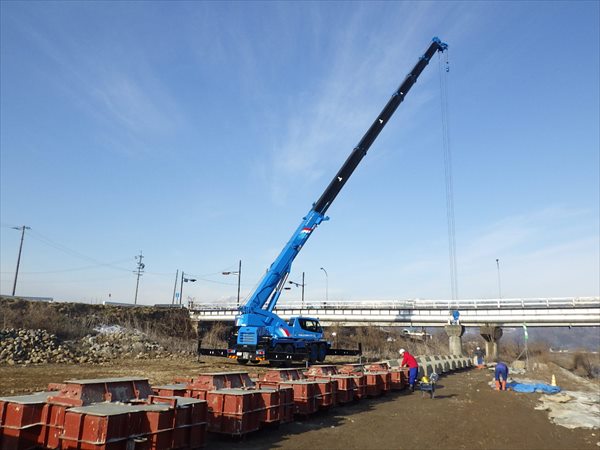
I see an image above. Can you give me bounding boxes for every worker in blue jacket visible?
[495,362,509,391]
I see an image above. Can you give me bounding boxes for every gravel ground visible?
[0,356,598,449]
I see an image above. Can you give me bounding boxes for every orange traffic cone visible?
[551,374,556,386]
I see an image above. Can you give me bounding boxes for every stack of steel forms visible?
[337,364,391,397]
[303,365,363,404]
[256,369,320,416]
[0,391,59,450]
[165,372,286,436]
[381,360,410,390]
[0,378,207,450]
[278,368,338,409]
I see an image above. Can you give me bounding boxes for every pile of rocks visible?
[0,327,179,365]
[77,330,169,363]
[0,328,77,365]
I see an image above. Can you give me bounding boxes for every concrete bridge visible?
[188,297,600,327]
[188,297,599,360]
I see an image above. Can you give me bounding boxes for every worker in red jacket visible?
[399,348,419,392]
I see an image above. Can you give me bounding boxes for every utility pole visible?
[133,251,145,305]
[171,269,179,305]
[179,271,185,306]
[11,226,30,296]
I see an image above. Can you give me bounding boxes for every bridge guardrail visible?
[188,297,599,311]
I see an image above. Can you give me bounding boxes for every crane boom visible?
[240,37,447,316]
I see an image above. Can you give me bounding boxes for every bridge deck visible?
[188,297,600,327]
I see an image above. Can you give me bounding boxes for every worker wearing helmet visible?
[494,361,509,391]
[474,346,485,368]
[399,348,419,392]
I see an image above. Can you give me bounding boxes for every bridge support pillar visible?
[480,325,503,361]
[444,324,465,356]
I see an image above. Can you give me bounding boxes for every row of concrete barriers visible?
[385,354,473,379]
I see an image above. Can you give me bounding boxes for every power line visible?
[25,230,133,272]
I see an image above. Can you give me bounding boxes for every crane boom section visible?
[239,37,447,316]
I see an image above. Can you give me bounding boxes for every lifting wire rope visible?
[438,49,459,302]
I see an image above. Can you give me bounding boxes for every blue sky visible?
[1,1,598,305]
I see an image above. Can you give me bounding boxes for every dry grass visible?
[0,298,197,353]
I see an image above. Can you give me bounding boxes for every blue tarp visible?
[506,382,561,394]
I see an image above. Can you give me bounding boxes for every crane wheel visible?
[237,359,249,365]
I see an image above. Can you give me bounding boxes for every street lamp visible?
[320,267,328,302]
[180,271,197,306]
[496,258,502,299]
[222,260,242,307]
[285,272,305,307]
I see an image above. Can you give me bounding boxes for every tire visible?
[308,344,318,364]
[317,344,327,362]
[237,359,249,365]
[249,360,260,365]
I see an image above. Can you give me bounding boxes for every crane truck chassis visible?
[198,37,448,366]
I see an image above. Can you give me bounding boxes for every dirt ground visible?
[1,357,598,450]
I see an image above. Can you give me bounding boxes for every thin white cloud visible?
[10,13,184,155]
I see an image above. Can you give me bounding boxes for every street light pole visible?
[11,225,30,296]
[237,260,242,307]
[496,258,502,299]
[320,267,328,302]
[180,271,197,307]
[222,260,242,307]
[287,272,306,307]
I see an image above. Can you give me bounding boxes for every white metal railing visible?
[188,297,599,312]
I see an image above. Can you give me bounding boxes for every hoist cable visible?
[438,50,459,302]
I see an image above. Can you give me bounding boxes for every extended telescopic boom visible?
[240,37,448,315]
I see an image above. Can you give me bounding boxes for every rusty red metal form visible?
[152,384,188,398]
[48,377,153,407]
[59,396,207,449]
[274,386,294,423]
[179,372,286,436]
[205,389,261,436]
[0,391,59,450]
[1,377,208,450]
[148,396,207,449]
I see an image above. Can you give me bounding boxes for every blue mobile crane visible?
[200,37,448,365]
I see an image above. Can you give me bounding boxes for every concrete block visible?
[436,356,450,373]
[452,356,464,369]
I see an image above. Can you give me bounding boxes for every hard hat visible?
[476,346,480,350]
[399,348,406,354]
